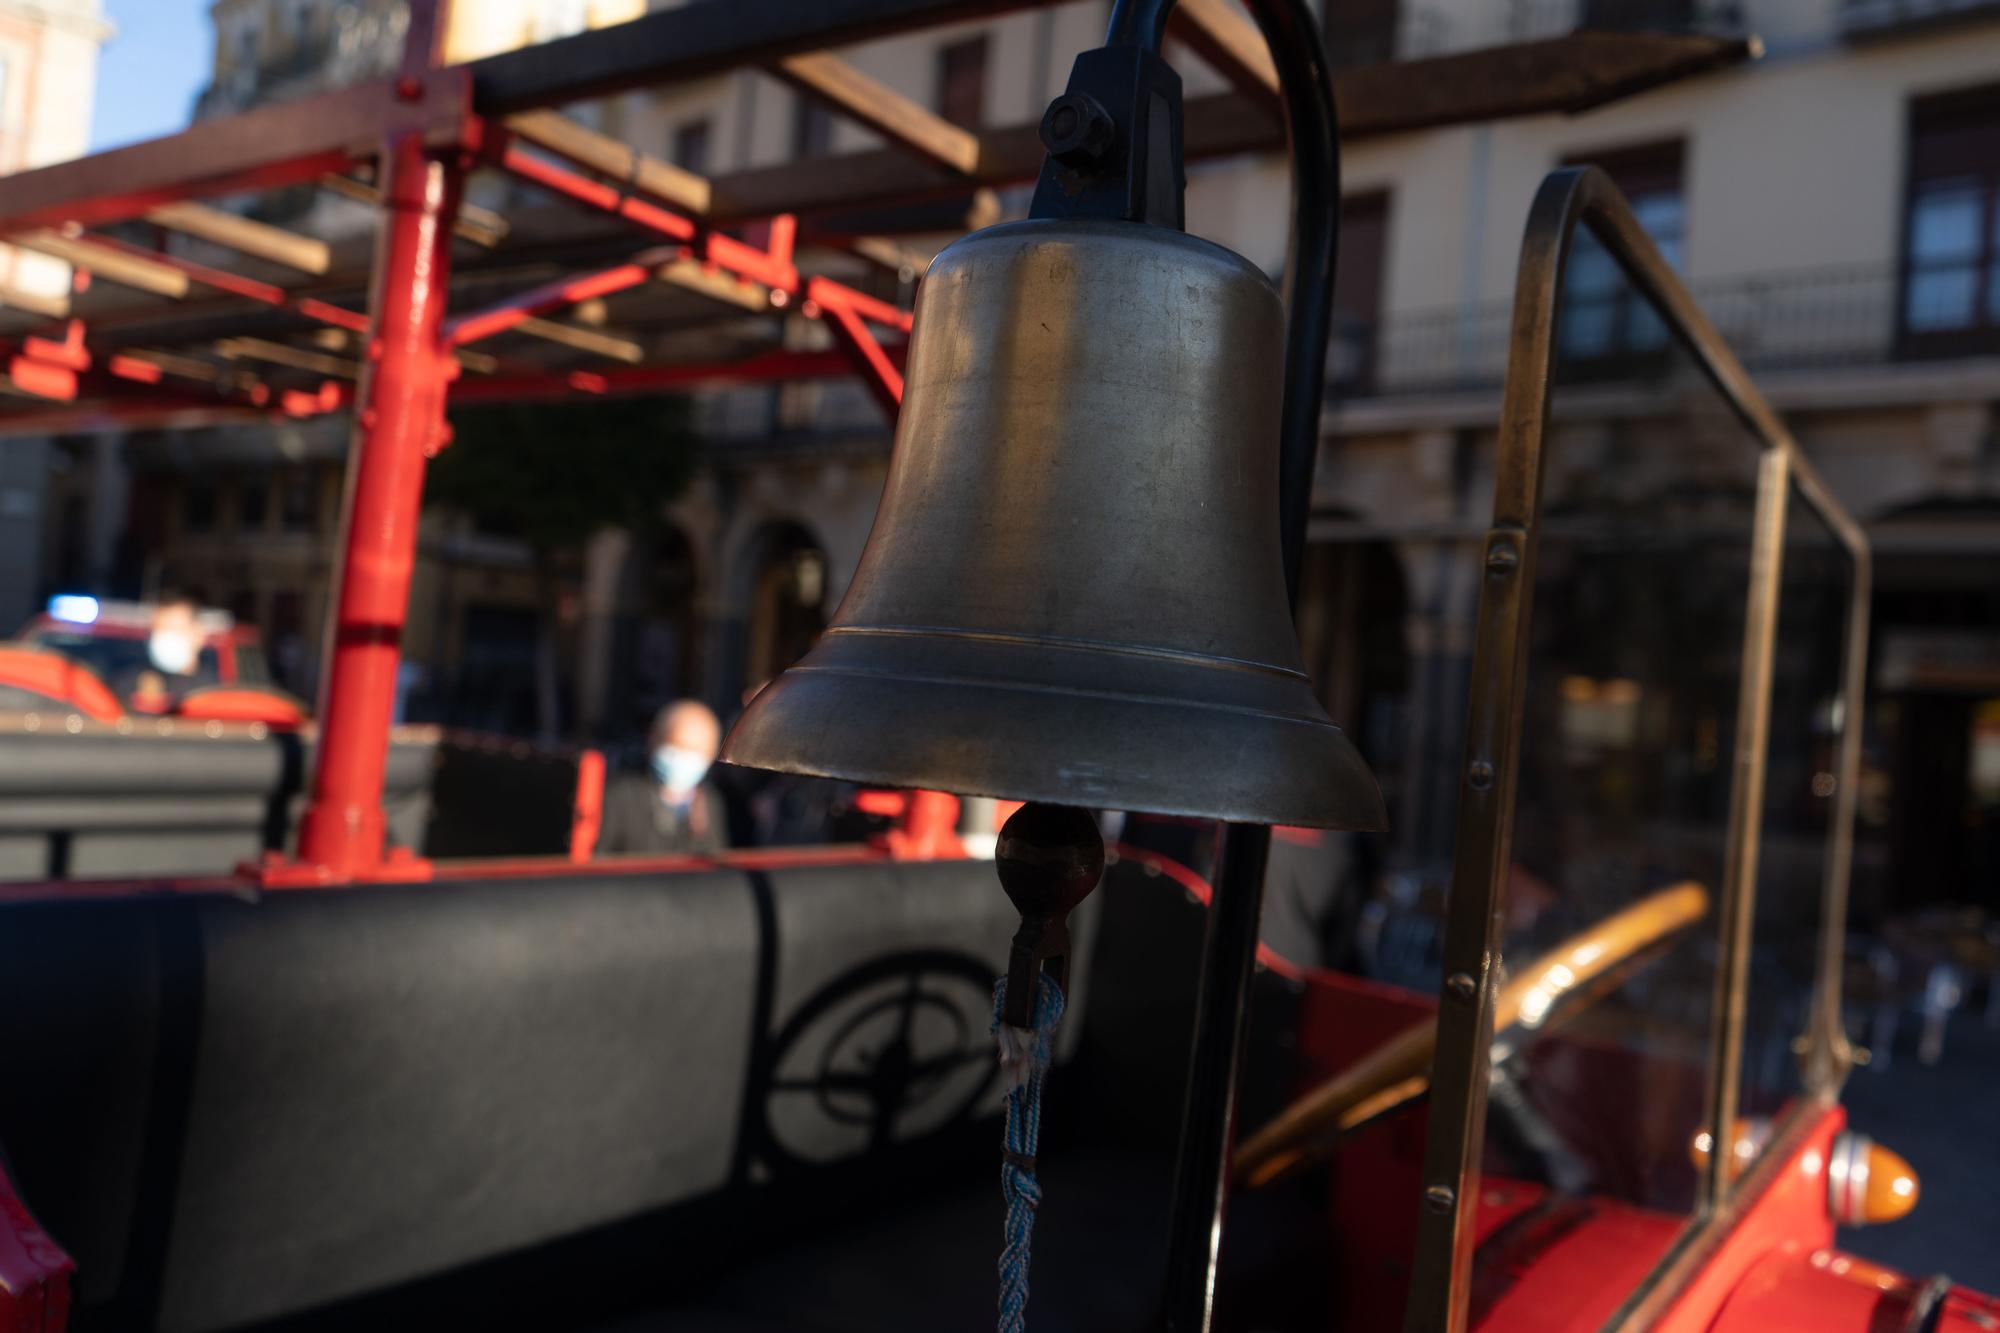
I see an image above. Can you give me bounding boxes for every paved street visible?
[1841,1014,2000,1291]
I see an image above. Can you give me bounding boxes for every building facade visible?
[23,0,2000,913]
[0,0,109,636]
[552,0,2000,917]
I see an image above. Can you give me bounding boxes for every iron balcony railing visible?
[1840,0,2000,39]
[1331,0,1745,66]
[1330,262,2000,399]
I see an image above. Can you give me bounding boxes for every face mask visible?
[149,630,198,676]
[651,745,712,797]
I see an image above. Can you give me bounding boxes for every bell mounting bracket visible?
[1028,46,1186,231]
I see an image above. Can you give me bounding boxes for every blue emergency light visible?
[47,594,100,624]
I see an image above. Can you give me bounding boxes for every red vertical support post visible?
[294,132,461,880]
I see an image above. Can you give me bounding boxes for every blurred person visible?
[128,670,172,716]
[708,677,848,847]
[108,595,217,704]
[598,699,728,855]
[147,596,205,681]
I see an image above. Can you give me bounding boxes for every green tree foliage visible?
[426,395,699,550]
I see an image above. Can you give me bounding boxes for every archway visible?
[734,520,830,700]
[600,524,700,749]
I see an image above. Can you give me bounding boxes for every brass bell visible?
[722,217,1384,831]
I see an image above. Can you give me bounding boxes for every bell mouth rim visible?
[714,745,1390,835]
[719,662,1389,833]
[824,624,1312,684]
[716,757,1388,834]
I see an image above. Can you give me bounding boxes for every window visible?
[1580,0,1697,31]
[936,36,988,129]
[1901,85,2000,352]
[280,468,316,531]
[533,0,590,42]
[1558,140,1686,369]
[792,93,833,159]
[1326,0,1398,65]
[238,475,269,531]
[1331,192,1389,390]
[183,479,217,534]
[673,119,712,176]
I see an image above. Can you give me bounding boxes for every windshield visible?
[231,640,275,686]
[1410,171,1872,1333]
[29,630,223,693]
[1472,316,1762,1303]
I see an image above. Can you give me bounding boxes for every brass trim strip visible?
[784,662,1345,729]
[825,623,1314,680]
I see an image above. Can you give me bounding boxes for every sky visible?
[89,0,213,152]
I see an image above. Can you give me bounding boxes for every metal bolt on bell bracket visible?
[995,803,1106,1029]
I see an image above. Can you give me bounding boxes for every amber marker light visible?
[1828,1132,1920,1226]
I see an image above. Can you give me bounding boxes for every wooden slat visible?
[845,235,930,276]
[0,283,70,319]
[711,32,1752,220]
[216,336,359,378]
[504,110,712,216]
[656,257,771,312]
[119,348,225,382]
[143,201,332,275]
[774,52,982,175]
[706,94,1268,221]
[0,72,470,236]
[514,315,644,362]
[1169,0,1279,104]
[319,174,511,247]
[12,231,190,298]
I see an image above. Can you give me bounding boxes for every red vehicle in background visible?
[18,595,275,693]
[5,596,304,726]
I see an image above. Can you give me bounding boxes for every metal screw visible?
[1424,1185,1456,1214]
[1485,542,1518,573]
[1039,93,1115,168]
[1467,759,1494,790]
[1445,972,1477,1002]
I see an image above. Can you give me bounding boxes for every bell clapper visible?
[989,802,1103,1333]
[994,802,1105,1032]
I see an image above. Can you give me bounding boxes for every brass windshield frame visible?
[1402,166,1873,1333]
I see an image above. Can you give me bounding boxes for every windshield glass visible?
[1468,221,1766,1321]
[1737,482,1855,1161]
[31,630,223,693]
[231,640,275,686]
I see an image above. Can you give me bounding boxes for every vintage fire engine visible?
[0,1,1990,1332]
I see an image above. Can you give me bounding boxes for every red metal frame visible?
[569,749,606,862]
[445,347,904,403]
[0,1161,71,1333]
[51,232,371,332]
[0,0,919,882]
[289,129,461,884]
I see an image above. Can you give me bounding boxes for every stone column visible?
[574,525,633,740]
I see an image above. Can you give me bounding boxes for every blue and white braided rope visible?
[992,972,1065,1333]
